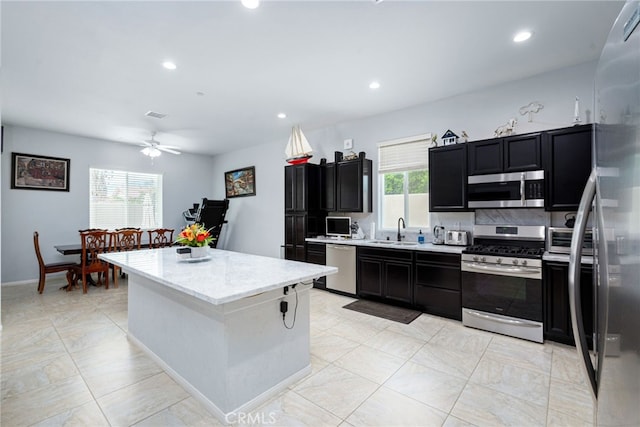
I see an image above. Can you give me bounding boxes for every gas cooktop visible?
[463,244,545,259]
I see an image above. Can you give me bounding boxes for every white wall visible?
[211,61,597,250]
[1,125,215,283]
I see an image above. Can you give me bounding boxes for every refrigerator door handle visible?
[569,168,598,399]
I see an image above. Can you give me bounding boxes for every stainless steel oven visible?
[461,225,545,343]
[547,227,593,255]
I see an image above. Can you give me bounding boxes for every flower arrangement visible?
[176,223,214,247]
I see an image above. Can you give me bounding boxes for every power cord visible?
[281,284,298,329]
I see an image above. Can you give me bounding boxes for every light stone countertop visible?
[100,247,337,305]
[543,252,594,264]
[306,237,466,254]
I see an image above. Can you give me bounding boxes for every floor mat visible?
[342,299,421,324]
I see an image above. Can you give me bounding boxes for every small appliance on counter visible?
[445,230,469,246]
[351,221,365,240]
[433,225,445,245]
[326,216,351,239]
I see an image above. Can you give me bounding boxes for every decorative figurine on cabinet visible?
[441,129,459,145]
[494,117,517,137]
[460,131,469,143]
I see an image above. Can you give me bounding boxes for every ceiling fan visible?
[140,132,181,157]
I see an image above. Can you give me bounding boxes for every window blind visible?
[89,168,163,229]
[378,136,430,173]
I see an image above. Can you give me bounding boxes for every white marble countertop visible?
[100,247,337,305]
[543,252,594,264]
[306,237,466,254]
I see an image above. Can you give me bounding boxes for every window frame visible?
[89,167,163,230]
[377,134,431,231]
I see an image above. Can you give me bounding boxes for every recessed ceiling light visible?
[369,81,381,90]
[513,31,532,43]
[277,113,287,119]
[162,61,177,70]
[241,0,260,9]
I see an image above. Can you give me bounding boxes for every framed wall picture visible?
[224,166,256,198]
[11,152,70,191]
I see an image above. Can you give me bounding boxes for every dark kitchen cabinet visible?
[306,242,327,288]
[544,124,593,211]
[336,156,373,212]
[320,163,336,211]
[467,133,542,175]
[429,144,467,211]
[543,260,594,348]
[414,252,462,320]
[357,247,413,305]
[284,164,325,262]
[467,138,503,175]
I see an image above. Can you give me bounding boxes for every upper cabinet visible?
[543,124,593,211]
[467,133,542,175]
[322,152,372,213]
[429,144,467,211]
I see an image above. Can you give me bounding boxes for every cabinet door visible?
[321,163,336,211]
[284,215,295,260]
[293,214,307,261]
[543,261,594,347]
[284,167,294,212]
[385,260,413,304]
[544,125,593,211]
[336,161,362,212]
[415,262,461,291]
[358,257,384,297]
[293,165,307,212]
[467,138,503,175]
[429,145,467,211]
[504,133,542,172]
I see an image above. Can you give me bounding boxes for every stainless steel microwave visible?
[547,227,593,255]
[467,170,544,208]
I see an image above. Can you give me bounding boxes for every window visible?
[89,168,163,229]
[378,134,430,230]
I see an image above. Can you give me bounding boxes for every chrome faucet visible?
[397,217,405,241]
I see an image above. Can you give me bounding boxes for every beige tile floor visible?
[1,276,595,426]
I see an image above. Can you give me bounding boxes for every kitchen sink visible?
[367,240,417,247]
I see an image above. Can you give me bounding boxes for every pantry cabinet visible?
[284,164,325,262]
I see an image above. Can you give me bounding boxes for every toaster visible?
[445,230,469,246]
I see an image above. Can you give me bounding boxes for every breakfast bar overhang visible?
[100,248,336,423]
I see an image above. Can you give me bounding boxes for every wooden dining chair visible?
[109,228,143,287]
[148,228,174,249]
[33,231,77,294]
[71,229,110,294]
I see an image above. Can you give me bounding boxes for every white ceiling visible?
[1,1,624,156]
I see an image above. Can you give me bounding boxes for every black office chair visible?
[195,198,229,248]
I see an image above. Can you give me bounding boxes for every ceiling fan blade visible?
[140,141,153,147]
[157,146,181,155]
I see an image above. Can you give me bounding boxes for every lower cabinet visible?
[357,247,413,305]
[305,242,326,289]
[543,261,594,348]
[414,252,462,320]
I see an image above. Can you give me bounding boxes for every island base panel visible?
[127,273,312,422]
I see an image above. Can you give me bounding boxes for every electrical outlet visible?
[344,139,353,150]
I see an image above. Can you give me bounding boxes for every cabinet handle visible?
[520,172,526,206]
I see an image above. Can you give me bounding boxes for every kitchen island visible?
[100,247,336,423]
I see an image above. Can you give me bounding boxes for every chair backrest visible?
[111,229,142,252]
[148,228,174,249]
[33,231,45,268]
[79,229,109,270]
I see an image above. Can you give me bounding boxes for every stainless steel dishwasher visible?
[325,244,356,295]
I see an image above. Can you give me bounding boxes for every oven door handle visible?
[462,261,540,275]
[520,172,526,206]
[464,310,542,328]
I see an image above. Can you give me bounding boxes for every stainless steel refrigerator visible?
[569,1,640,425]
